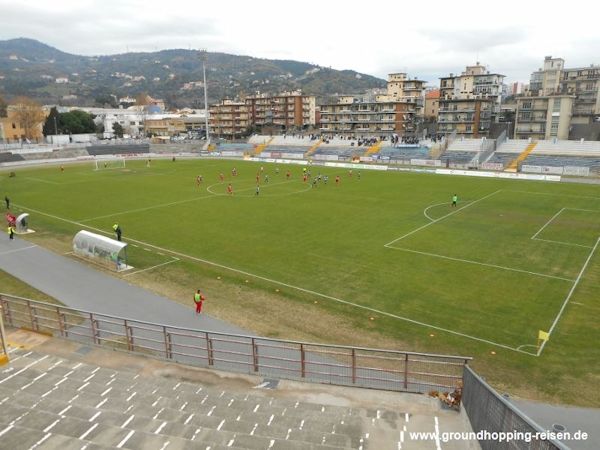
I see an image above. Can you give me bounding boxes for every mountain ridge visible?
[0,38,386,108]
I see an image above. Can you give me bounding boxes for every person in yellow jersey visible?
[112,224,122,241]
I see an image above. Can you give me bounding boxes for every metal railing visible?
[462,366,568,450]
[0,294,470,393]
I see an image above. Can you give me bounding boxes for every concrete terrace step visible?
[1,350,399,449]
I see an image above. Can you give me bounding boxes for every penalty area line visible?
[537,236,600,356]
[15,203,534,356]
[385,190,502,247]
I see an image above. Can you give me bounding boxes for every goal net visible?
[94,158,126,171]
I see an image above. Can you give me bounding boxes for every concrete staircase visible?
[304,140,323,158]
[506,142,537,172]
[0,344,456,449]
[254,137,274,155]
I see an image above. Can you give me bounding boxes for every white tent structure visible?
[72,230,130,272]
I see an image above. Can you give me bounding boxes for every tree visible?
[43,107,60,136]
[112,122,124,138]
[11,96,46,140]
[59,110,96,134]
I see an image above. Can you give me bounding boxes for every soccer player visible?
[323,175,329,184]
[219,173,225,182]
[4,196,9,210]
[357,171,361,180]
[452,194,458,207]
[196,175,202,186]
[286,170,291,179]
[348,169,353,177]
[303,174,307,183]
[275,167,280,175]
[255,185,260,196]
[193,289,205,314]
[7,225,14,240]
[335,175,340,185]
[227,183,233,195]
[256,173,260,184]
[264,174,269,183]
[60,165,64,172]
[146,158,151,168]
[232,167,237,177]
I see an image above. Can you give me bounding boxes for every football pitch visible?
[2,158,600,403]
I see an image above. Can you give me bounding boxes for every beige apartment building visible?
[376,73,426,115]
[528,56,599,125]
[320,99,418,137]
[514,95,574,140]
[437,98,493,137]
[209,100,250,138]
[245,91,316,132]
[439,63,505,136]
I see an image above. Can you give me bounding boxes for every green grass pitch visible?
[2,158,600,404]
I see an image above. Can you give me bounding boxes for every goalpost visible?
[93,158,126,171]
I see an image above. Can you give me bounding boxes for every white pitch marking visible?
[531,208,565,240]
[253,404,260,413]
[538,236,600,356]
[387,246,574,282]
[179,401,188,411]
[79,423,98,440]
[532,237,593,249]
[267,414,274,426]
[207,406,215,416]
[17,201,537,355]
[116,430,135,448]
[152,396,162,407]
[385,190,502,246]
[424,201,473,222]
[508,189,600,201]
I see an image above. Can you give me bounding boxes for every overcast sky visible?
[1,0,598,85]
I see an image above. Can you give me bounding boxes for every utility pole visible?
[201,50,210,143]
[53,116,58,135]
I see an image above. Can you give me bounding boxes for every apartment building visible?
[244,91,316,132]
[376,73,426,115]
[209,100,250,138]
[514,95,574,140]
[319,99,417,137]
[424,89,440,119]
[437,98,493,137]
[528,56,600,125]
[439,63,505,136]
[0,106,46,142]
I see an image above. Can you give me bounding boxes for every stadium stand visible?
[0,336,464,450]
[445,139,484,153]
[20,148,90,160]
[379,147,430,160]
[441,151,476,165]
[0,152,25,163]
[532,139,600,156]
[485,152,520,167]
[522,154,600,172]
[87,144,150,156]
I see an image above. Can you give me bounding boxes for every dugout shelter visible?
[73,230,130,272]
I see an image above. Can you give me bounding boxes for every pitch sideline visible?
[13,203,536,356]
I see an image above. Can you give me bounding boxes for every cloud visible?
[420,27,529,53]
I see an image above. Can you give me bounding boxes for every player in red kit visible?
[335,175,340,185]
[227,183,233,195]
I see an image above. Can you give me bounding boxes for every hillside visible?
[0,38,386,108]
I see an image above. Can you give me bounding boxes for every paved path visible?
[0,236,248,335]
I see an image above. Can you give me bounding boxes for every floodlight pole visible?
[0,304,8,361]
[201,50,210,143]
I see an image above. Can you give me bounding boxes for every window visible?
[522,102,532,109]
